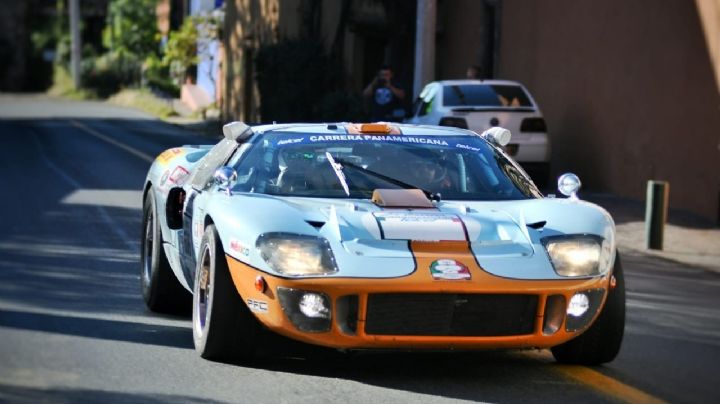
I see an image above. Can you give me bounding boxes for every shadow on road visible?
[0,383,221,404]
[0,309,193,349]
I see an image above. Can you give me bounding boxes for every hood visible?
[209,193,613,279]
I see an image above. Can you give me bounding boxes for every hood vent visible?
[305,220,326,230]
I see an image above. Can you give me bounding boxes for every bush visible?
[255,37,365,123]
[81,52,142,98]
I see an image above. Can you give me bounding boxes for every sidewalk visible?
[586,193,720,273]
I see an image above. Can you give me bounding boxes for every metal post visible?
[413,0,436,99]
[69,0,81,89]
[645,180,669,250]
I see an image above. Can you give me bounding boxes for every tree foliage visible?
[103,0,158,58]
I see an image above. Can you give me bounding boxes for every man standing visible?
[363,65,406,122]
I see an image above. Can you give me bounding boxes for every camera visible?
[377,77,387,86]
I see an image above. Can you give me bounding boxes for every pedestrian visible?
[363,65,406,122]
[466,65,482,80]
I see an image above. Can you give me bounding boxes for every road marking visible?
[553,365,667,404]
[521,350,666,403]
[29,128,138,253]
[69,119,155,163]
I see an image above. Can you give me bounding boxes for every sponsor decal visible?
[456,143,481,152]
[159,169,170,185]
[277,138,304,145]
[156,148,185,165]
[230,239,250,256]
[430,259,471,280]
[247,299,268,313]
[273,135,460,147]
[373,212,467,241]
[168,166,190,186]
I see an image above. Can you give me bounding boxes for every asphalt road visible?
[1,95,719,403]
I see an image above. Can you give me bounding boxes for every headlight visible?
[256,233,338,276]
[543,235,613,277]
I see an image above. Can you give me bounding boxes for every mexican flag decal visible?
[430,259,471,280]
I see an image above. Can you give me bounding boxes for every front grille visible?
[365,293,538,336]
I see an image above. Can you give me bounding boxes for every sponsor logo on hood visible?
[430,259,471,280]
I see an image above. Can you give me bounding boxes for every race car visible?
[141,121,624,365]
[406,80,551,187]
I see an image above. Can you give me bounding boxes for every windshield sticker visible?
[456,143,481,152]
[277,138,304,146]
[430,259,471,280]
[274,135,453,147]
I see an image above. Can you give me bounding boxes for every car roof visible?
[252,123,480,137]
[433,79,525,87]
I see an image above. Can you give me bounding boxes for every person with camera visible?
[363,65,406,122]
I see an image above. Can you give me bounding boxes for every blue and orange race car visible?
[141,122,624,364]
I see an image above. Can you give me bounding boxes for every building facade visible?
[222,0,720,222]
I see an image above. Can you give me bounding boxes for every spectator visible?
[363,65,406,122]
[466,65,483,80]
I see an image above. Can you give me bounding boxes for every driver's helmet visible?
[409,148,450,189]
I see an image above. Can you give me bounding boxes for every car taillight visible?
[520,117,547,132]
[439,116,468,129]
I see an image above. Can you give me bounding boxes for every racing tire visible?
[192,224,259,361]
[141,191,191,313]
[551,253,626,365]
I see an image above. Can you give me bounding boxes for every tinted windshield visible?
[443,84,534,108]
[229,132,541,201]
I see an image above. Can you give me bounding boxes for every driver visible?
[410,151,453,191]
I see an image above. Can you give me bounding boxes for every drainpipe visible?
[413,0,436,99]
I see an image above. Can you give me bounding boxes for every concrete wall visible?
[496,0,720,222]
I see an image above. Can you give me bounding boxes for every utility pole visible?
[69,0,81,89]
[413,0,436,99]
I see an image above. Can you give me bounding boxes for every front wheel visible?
[551,253,626,365]
[192,224,259,361]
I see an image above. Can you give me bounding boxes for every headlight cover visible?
[256,233,338,276]
[542,235,613,277]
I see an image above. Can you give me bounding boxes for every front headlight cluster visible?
[256,233,338,276]
[543,235,613,277]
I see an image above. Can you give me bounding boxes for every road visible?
[0,95,719,403]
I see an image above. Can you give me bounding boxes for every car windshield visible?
[229,132,541,201]
[443,84,534,109]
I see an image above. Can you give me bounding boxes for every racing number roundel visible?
[430,259,471,280]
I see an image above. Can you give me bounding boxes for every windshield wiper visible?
[325,152,350,196]
[330,155,441,202]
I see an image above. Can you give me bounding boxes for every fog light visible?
[277,287,332,332]
[568,293,590,317]
[299,293,330,319]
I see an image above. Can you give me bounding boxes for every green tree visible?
[103,0,158,58]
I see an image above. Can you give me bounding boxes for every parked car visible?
[406,80,550,187]
[141,122,624,365]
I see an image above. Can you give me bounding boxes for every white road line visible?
[69,119,155,163]
[29,128,138,253]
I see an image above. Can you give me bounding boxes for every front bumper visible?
[226,241,610,350]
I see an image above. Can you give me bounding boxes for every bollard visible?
[645,180,669,250]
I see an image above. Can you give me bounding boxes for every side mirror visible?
[213,166,237,196]
[481,126,512,146]
[557,173,581,200]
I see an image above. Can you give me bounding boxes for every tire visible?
[551,253,626,365]
[192,224,259,361]
[141,191,191,313]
